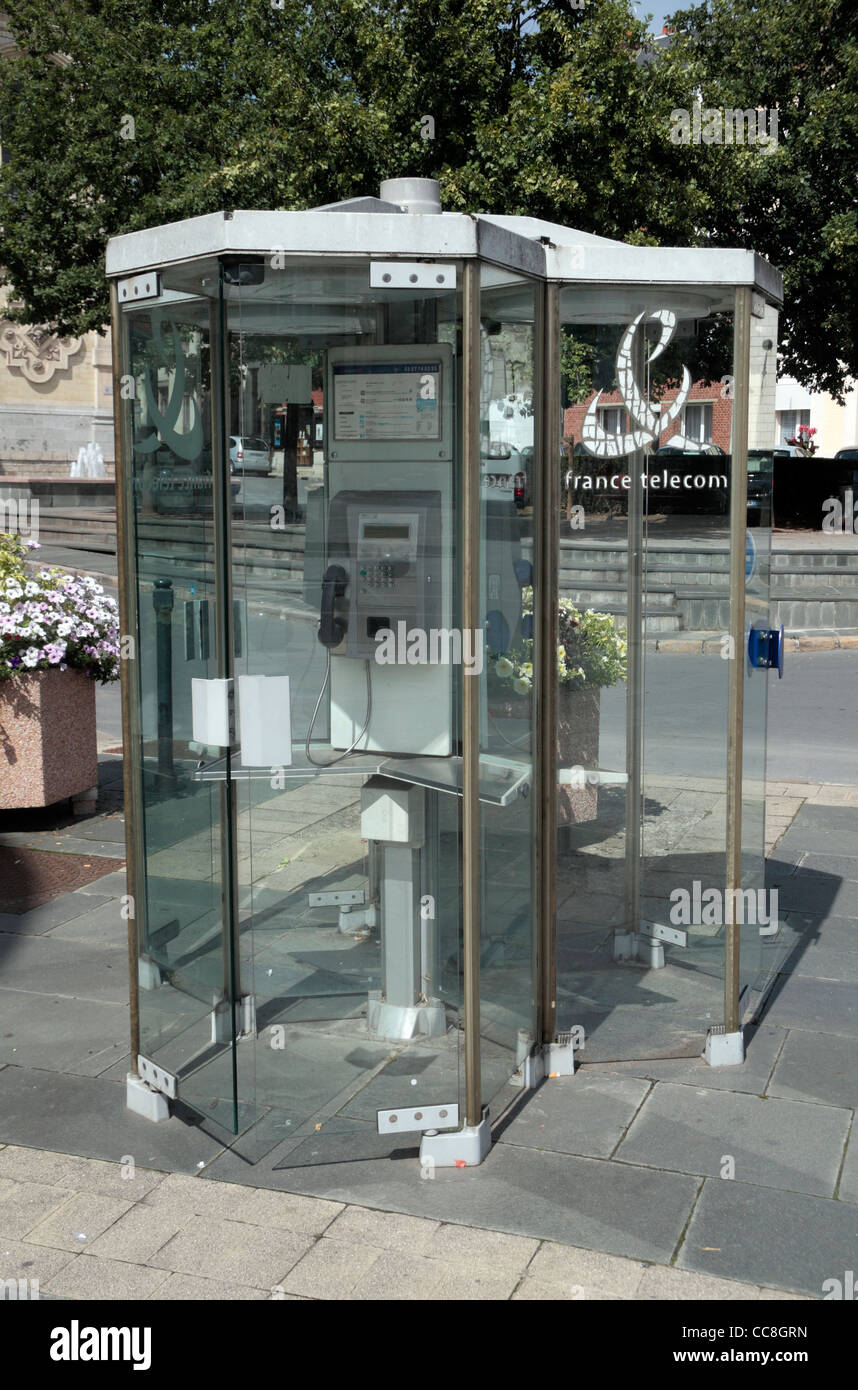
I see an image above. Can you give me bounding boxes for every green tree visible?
[2,0,857,401]
[663,0,858,400]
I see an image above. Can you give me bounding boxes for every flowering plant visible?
[786,424,817,456]
[488,589,627,696]
[0,534,120,683]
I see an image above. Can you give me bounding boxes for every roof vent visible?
[379,178,442,214]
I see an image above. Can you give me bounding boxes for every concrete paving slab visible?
[776,873,858,919]
[74,870,127,896]
[525,1240,646,1297]
[0,1068,225,1173]
[496,1075,652,1158]
[616,1082,849,1197]
[794,851,858,877]
[0,1147,163,1201]
[422,1222,539,1272]
[44,1253,172,1301]
[149,1213,312,1288]
[46,898,126,945]
[677,1177,858,1297]
[422,1263,524,1300]
[512,1277,622,1300]
[0,833,126,860]
[227,1187,343,1237]
[637,1265,763,1299]
[0,1180,75,1239]
[324,1204,439,1253]
[0,992,127,1072]
[84,1205,190,1263]
[579,1024,786,1094]
[281,1234,383,1298]
[768,1030,858,1109]
[0,935,128,1005]
[148,1273,271,1300]
[759,975,858,1038]
[241,1142,700,1265]
[24,1191,133,1251]
[0,894,113,935]
[0,1237,76,1286]
[837,1121,858,1204]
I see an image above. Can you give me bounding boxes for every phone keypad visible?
[362,563,394,589]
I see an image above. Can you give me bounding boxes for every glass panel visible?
[223,258,465,1162]
[478,266,539,1108]
[741,299,780,1017]
[556,284,738,1061]
[121,276,241,1134]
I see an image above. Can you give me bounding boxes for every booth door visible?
[120,285,246,1137]
[222,260,476,1163]
[554,286,773,1062]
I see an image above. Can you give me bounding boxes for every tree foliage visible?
[663,0,858,400]
[0,0,856,396]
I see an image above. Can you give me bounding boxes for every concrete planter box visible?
[0,669,98,811]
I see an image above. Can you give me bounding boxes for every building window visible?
[777,409,810,445]
[684,402,713,443]
[598,407,627,436]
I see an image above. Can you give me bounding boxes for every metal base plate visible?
[419,1111,492,1169]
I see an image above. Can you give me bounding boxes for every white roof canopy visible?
[105,193,783,306]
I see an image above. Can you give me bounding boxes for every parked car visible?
[229,435,272,475]
[835,447,858,459]
[655,437,727,456]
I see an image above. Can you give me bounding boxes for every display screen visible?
[362,525,411,539]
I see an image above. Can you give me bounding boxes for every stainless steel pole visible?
[624,334,646,934]
[725,288,752,1033]
[110,281,144,1077]
[536,282,560,1043]
[462,261,482,1127]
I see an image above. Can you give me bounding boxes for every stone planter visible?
[487,682,601,825]
[0,669,98,811]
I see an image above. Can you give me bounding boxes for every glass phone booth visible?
[108,179,785,1168]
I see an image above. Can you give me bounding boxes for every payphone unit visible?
[321,344,455,758]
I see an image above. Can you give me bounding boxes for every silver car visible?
[229,435,272,475]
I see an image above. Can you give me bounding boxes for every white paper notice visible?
[333,362,441,441]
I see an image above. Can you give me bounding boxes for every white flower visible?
[513,676,531,695]
[24,581,39,597]
[21,647,41,667]
[495,657,514,678]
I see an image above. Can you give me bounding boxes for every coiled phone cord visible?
[304,651,373,768]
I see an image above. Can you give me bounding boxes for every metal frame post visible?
[461,260,482,1127]
[725,287,752,1034]
[111,282,144,1077]
[210,279,243,1134]
[536,282,560,1044]
[623,334,647,937]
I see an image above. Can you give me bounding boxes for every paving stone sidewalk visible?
[2,769,857,1300]
[0,1145,804,1301]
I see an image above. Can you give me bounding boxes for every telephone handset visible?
[318,564,348,649]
